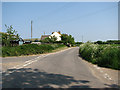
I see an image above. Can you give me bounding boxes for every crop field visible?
[79,43,120,70]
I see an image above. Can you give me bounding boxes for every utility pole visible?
[31,20,33,40]
[82,35,83,43]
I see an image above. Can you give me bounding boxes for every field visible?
[2,44,66,57]
[79,43,120,70]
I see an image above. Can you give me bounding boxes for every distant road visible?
[2,47,119,88]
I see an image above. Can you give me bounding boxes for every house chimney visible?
[58,31,61,34]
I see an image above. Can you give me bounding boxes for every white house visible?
[49,31,61,41]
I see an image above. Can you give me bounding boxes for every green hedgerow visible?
[2,44,66,57]
[79,43,120,70]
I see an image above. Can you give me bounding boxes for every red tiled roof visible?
[41,35,50,40]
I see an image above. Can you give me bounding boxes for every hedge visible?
[2,44,65,57]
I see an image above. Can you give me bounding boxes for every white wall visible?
[49,32,61,41]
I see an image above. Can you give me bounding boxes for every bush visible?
[79,43,120,70]
[2,44,65,57]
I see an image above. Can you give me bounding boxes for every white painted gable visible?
[49,32,61,41]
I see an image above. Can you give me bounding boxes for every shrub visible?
[79,43,120,70]
[2,44,66,57]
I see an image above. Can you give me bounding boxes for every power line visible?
[53,5,117,25]
[40,4,117,29]
[35,2,72,21]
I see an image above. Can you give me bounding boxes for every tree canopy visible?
[2,25,20,46]
[61,34,75,46]
[40,36,57,43]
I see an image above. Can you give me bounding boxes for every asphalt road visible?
[2,47,119,88]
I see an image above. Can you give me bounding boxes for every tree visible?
[94,41,103,44]
[41,36,57,43]
[75,42,83,46]
[2,25,20,46]
[49,36,57,43]
[2,33,8,46]
[34,39,39,42]
[61,34,75,46]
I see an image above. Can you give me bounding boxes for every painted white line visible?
[22,63,30,67]
[109,78,112,80]
[97,67,100,69]
[105,73,108,76]
[3,48,73,75]
[93,65,97,67]
[103,73,112,80]
[25,60,33,63]
[104,75,107,78]
[92,63,113,82]
[95,66,113,82]
[9,57,41,69]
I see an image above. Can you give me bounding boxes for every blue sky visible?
[2,2,118,42]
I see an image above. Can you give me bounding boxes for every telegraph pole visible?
[82,35,83,43]
[31,20,33,40]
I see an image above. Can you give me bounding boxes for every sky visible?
[2,2,118,42]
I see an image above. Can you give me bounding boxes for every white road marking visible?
[109,78,112,80]
[93,64,113,82]
[105,73,108,76]
[97,67,100,69]
[103,73,113,81]
[100,70,103,73]
[3,47,73,75]
[93,65,97,68]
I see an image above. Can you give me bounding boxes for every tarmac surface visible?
[2,47,119,88]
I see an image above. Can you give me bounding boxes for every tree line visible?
[1,25,75,47]
[40,34,75,47]
[94,40,120,44]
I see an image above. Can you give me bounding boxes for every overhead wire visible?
[36,3,118,38]
[47,4,118,41]
[53,4,118,25]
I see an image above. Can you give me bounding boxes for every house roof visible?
[41,35,50,40]
[51,32,61,35]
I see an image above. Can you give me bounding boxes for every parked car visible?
[10,38,24,46]
[24,40,32,44]
[31,42,41,45]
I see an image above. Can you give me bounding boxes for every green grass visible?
[79,43,120,70]
[2,44,65,57]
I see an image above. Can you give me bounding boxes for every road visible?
[2,47,119,88]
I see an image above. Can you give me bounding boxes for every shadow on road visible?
[104,84,120,88]
[2,68,90,88]
[2,68,119,88]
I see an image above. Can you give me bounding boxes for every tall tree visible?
[61,34,75,46]
[2,25,20,46]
